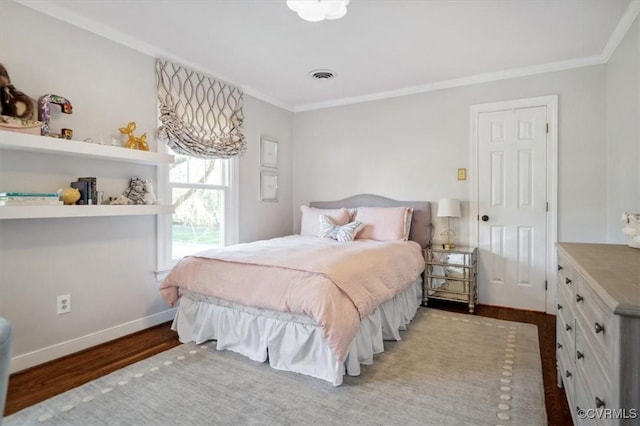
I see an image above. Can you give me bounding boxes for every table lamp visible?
[437,198,461,250]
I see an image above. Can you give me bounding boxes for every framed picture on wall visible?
[260,171,278,202]
[260,136,278,168]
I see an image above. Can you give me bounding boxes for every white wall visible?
[293,66,608,245]
[239,97,293,243]
[606,15,640,243]
[0,1,293,371]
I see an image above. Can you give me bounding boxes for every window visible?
[157,150,238,271]
[155,60,243,271]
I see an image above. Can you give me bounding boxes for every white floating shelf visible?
[0,130,174,165]
[0,204,174,220]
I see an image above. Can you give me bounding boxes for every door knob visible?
[481,215,489,222]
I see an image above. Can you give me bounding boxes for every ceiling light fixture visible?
[286,0,350,22]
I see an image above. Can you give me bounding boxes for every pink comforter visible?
[160,235,424,361]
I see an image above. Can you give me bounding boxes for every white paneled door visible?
[478,106,548,311]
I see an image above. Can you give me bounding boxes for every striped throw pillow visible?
[318,215,363,242]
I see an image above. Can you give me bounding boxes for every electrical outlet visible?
[57,294,71,315]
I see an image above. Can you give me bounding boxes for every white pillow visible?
[318,215,364,242]
[354,206,413,241]
[300,206,350,237]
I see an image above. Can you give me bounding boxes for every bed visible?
[160,194,432,385]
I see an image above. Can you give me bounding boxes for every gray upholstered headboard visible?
[310,194,433,248]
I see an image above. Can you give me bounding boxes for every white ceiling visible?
[15,0,639,111]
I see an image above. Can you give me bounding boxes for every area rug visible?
[4,309,546,425]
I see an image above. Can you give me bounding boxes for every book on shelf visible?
[0,192,59,198]
[77,177,97,205]
[0,191,62,206]
[70,181,89,205]
[0,199,63,206]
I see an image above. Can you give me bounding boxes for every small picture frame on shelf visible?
[260,136,278,168]
[260,171,278,202]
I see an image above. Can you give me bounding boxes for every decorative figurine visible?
[121,176,147,205]
[61,128,73,139]
[111,177,156,205]
[118,122,149,151]
[110,195,132,205]
[0,63,35,120]
[622,212,640,249]
[38,94,73,139]
[142,179,157,205]
[135,133,149,151]
[59,187,81,205]
[109,195,133,206]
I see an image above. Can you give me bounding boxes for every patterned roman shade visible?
[156,59,246,159]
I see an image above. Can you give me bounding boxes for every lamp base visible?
[443,243,456,250]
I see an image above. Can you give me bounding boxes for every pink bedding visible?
[160,235,424,361]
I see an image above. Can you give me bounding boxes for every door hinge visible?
[546,123,549,134]
[545,280,548,291]
[546,202,549,212]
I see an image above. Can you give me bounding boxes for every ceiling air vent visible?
[310,69,336,80]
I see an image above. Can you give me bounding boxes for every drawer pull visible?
[595,397,605,408]
[576,294,584,303]
[576,350,584,360]
[565,277,572,285]
[565,370,572,378]
[557,342,563,349]
[565,324,572,331]
[557,265,563,271]
[594,322,605,334]
[557,303,562,310]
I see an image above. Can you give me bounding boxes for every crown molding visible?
[292,55,605,112]
[293,1,639,112]
[601,0,640,62]
[11,0,293,112]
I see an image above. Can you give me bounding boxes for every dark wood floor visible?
[4,303,572,425]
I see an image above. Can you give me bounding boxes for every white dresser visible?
[556,243,640,425]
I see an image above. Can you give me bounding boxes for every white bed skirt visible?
[172,278,422,386]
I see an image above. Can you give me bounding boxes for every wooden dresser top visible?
[557,243,640,317]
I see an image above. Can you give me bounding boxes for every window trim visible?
[155,151,239,276]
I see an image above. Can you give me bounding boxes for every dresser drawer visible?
[575,376,614,426]
[575,321,613,407]
[558,346,576,413]
[557,281,575,329]
[575,374,599,426]
[574,276,616,373]
[557,260,576,299]
[557,309,575,359]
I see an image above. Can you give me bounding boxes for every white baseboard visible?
[10,308,177,374]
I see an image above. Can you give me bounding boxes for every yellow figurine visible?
[135,133,149,151]
[118,122,136,147]
[118,122,149,151]
[60,187,81,205]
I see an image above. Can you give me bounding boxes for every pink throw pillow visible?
[354,206,413,241]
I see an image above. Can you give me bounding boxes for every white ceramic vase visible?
[621,212,640,249]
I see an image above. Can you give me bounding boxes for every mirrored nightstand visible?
[423,246,477,313]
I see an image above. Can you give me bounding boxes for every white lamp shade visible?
[437,199,461,218]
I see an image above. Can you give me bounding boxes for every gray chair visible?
[0,317,11,424]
